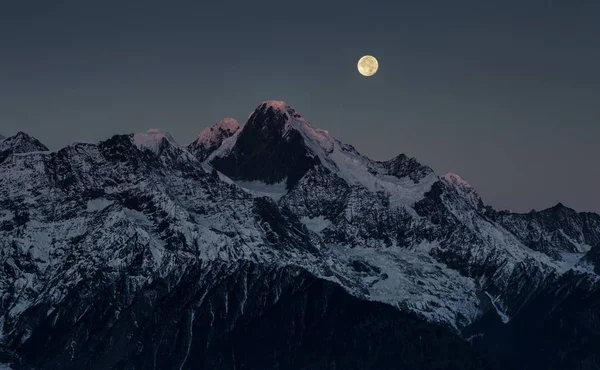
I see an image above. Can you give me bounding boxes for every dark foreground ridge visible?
[9,263,490,370]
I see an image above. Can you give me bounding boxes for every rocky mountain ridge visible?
[0,101,598,369]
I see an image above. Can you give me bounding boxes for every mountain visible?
[208,101,600,368]
[0,132,49,163]
[209,101,324,188]
[210,102,597,320]
[0,102,599,369]
[487,203,600,258]
[188,118,239,162]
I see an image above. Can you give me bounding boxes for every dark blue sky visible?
[1,0,599,212]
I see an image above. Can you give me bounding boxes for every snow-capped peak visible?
[442,172,483,210]
[187,118,240,162]
[443,173,472,189]
[193,118,239,148]
[210,101,438,206]
[261,100,289,112]
[0,134,5,141]
[133,128,178,153]
[250,101,335,152]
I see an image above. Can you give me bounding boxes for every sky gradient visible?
[1,0,599,212]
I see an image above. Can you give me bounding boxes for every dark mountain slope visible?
[8,263,491,370]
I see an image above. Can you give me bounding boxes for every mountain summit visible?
[188,118,239,161]
[209,101,325,188]
[209,101,437,202]
[0,131,49,154]
[133,128,178,153]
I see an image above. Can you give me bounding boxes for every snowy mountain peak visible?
[441,172,483,210]
[216,117,239,131]
[189,118,240,161]
[260,100,290,112]
[252,101,309,127]
[195,118,239,146]
[210,101,438,205]
[443,173,473,189]
[0,131,49,154]
[249,101,332,148]
[133,128,178,153]
[208,102,323,187]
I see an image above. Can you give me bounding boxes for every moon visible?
[357,55,378,77]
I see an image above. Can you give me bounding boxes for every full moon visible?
[357,55,378,77]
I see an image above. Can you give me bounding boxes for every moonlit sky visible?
[1,0,599,212]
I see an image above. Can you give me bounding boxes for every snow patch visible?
[327,245,481,329]
[234,180,288,200]
[483,291,510,323]
[123,208,151,225]
[560,251,597,274]
[300,216,331,233]
[86,198,114,212]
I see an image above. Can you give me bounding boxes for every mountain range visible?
[0,101,599,369]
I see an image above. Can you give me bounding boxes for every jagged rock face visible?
[188,118,239,161]
[380,154,434,184]
[0,132,49,163]
[210,102,321,189]
[6,263,491,370]
[488,203,600,258]
[283,174,414,249]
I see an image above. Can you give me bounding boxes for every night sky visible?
[1,0,599,212]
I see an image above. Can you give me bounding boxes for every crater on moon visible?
[358,55,378,77]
